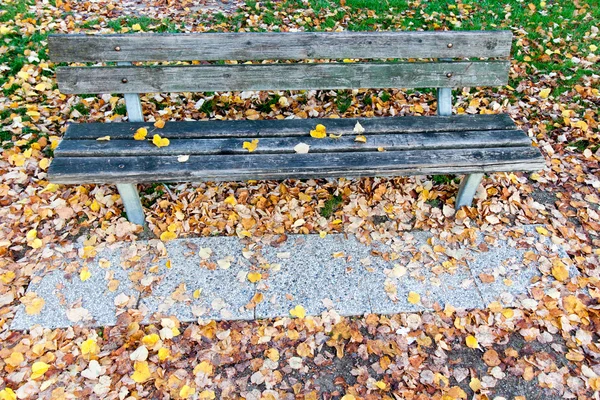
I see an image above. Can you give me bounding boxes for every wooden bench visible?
[47,31,545,226]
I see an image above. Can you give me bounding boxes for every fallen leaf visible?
[96,136,110,141]
[407,291,421,304]
[354,135,367,143]
[80,267,91,282]
[160,231,177,241]
[131,361,151,383]
[243,139,259,152]
[133,127,147,140]
[310,124,327,139]
[290,304,306,319]
[152,134,170,147]
[353,121,365,134]
[177,155,189,162]
[154,119,165,129]
[31,361,49,379]
[294,143,310,153]
[247,271,262,283]
[179,385,195,399]
[465,335,479,349]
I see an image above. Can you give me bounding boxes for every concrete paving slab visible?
[255,235,373,319]
[469,225,575,306]
[11,248,139,330]
[138,237,255,322]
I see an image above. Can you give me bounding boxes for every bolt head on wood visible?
[119,164,125,169]
[114,46,121,51]
[121,78,128,83]
[446,72,453,78]
[447,43,453,48]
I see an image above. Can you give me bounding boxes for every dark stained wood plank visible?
[54,130,533,157]
[48,146,546,184]
[62,114,517,140]
[48,31,513,63]
[56,61,510,94]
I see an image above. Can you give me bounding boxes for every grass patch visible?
[320,195,343,218]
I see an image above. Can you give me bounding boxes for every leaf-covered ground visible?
[0,0,599,398]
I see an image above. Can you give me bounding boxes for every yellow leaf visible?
[166,260,172,269]
[265,348,280,362]
[39,158,50,170]
[131,361,151,383]
[158,347,170,361]
[290,304,306,319]
[198,390,216,400]
[193,361,213,376]
[354,135,367,143]
[590,44,598,52]
[243,139,259,152]
[469,377,482,392]
[465,335,479,349]
[133,127,148,141]
[535,226,549,236]
[160,231,177,242]
[224,195,237,206]
[375,381,387,390]
[341,396,356,400]
[319,231,327,239]
[6,352,24,368]
[96,136,111,141]
[0,26,14,35]
[31,361,49,379]
[0,388,16,400]
[25,297,45,315]
[26,229,37,241]
[193,289,202,299]
[142,333,160,347]
[407,291,421,304]
[529,172,541,181]
[180,385,195,399]
[572,120,588,131]
[90,200,100,212]
[154,119,165,129]
[80,267,91,282]
[310,124,327,139]
[132,23,142,31]
[41,183,59,193]
[80,338,100,356]
[30,238,42,249]
[247,271,262,283]
[152,134,170,148]
[552,261,569,282]
[539,88,551,99]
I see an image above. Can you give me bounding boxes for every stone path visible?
[11,225,573,330]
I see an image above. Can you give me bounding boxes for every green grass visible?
[320,195,343,218]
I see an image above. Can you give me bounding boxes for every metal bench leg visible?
[117,184,146,226]
[455,173,484,209]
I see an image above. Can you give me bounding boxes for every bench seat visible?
[49,114,545,184]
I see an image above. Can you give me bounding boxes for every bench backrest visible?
[49,31,512,95]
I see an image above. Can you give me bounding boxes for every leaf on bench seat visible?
[152,134,170,148]
[243,139,259,152]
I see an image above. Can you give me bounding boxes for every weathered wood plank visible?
[54,130,533,157]
[48,146,545,184]
[62,114,517,140]
[56,61,510,94]
[48,31,513,63]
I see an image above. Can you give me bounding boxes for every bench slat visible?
[62,114,517,140]
[49,146,545,184]
[55,129,532,157]
[56,61,509,94]
[48,31,513,63]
